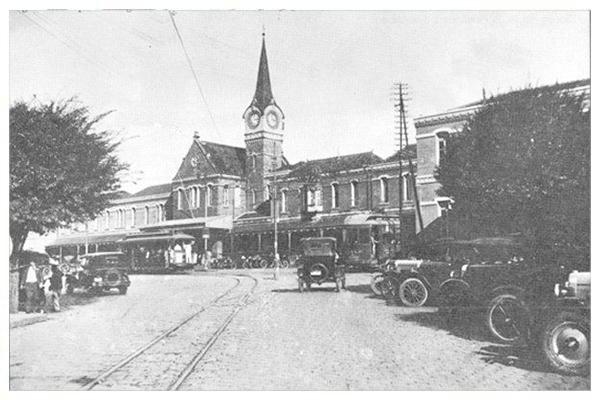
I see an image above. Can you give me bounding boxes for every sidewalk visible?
[10,312,49,329]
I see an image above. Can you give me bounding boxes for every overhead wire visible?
[168,10,222,140]
[18,11,114,78]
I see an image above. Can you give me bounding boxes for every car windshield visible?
[302,240,335,256]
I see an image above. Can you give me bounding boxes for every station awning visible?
[46,232,128,248]
[231,212,390,234]
[119,232,196,244]
[140,215,232,231]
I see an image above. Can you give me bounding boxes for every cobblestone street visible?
[10,270,590,390]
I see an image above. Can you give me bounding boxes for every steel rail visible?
[82,275,243,390]
[168,274,259,390]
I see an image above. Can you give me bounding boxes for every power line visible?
[168,10,221,139]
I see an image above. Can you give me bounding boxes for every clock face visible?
[266,111,279,129]
[247,111,260,129]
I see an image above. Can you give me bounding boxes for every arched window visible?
[350,181,359,207]
[131,208,136,227]
[177,189,184,210]
[280,189,287,213]
[159,204,164,222]
[105,211,110,230]
[156,204,161,223]
[144,205,150,225]
[380,177,389,203]
[403,174,414,202]
[331,183,339,209]
[252,155,257,172]
[207,184,214,206]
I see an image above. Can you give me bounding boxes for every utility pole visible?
[392,82,405,250]
[392,82,424,252]
[271,157,280,280]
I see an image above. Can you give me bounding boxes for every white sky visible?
[10,10,589,195]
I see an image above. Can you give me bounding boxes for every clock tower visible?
[243,33,285,208]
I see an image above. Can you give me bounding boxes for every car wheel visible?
[118,286,128,295]
[487,293,530,344]
[281,260,290,269]
[380,276,398,300]
[260,258,269,269]
[398,277,429,307]
[541,311,590,375]
[370,274,385,297]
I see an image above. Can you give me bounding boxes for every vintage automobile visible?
[297,237,346,292]
[370,238,468,306]
[534,270,590,375]
[65,252,131,295]
[437,237,562,343]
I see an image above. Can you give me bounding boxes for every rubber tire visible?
[118,286,128,295]
[281,260,290,269]
[541,311,590,376]
[486,293,530,344]
[398,277,429,307]
[370,274,385,297]
[381,276,399,300]
[260,259,269,269]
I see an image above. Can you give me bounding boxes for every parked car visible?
[436,236,562,343]
[370,238,470,306]
[534,270,590,375]
[297,237,345,292]
[65,252,131,295]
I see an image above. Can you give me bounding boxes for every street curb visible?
[10,314,49,329]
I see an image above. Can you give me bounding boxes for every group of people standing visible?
[19,261,63,313]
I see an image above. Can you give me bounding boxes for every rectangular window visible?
[223,185,229,206]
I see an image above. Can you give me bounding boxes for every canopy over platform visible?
[46,232,129,248]
[119,231,196,244]
[232,212,391,234]
[140,215,233,231]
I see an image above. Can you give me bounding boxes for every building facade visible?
[47,34,418,267]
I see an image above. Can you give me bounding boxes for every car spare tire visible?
[308,263,329,284]
[541,310,590,376]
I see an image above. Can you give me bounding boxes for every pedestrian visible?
[20,261,41,313]
[46,264,63,312]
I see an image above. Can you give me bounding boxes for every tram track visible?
[83,273,258,390]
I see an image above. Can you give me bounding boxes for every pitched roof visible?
[286,151,384,177]
[249,35,279,113]
[131,183,172,197]
[453,78,591,110]
[384,144,417,162]
[198,141,247,176]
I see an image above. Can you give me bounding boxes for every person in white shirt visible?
[20,262,41,313]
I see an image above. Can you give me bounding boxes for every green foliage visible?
[10,99,128,254]
[435,86,590,265]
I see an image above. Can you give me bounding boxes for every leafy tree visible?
[435,85,590,266]
[10,99,128,256]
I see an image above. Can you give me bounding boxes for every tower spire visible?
[252,33,274,112]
